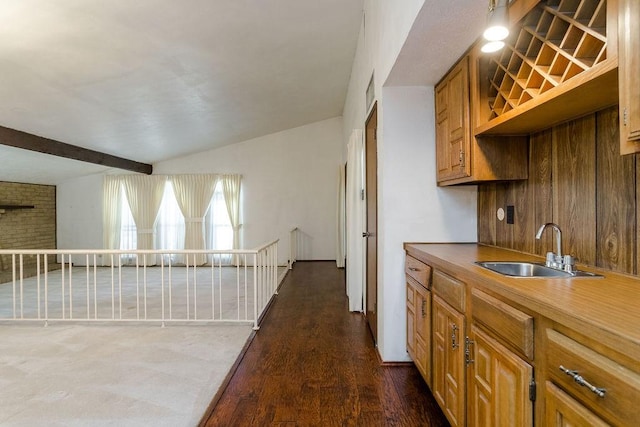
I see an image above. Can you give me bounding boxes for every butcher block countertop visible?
[404,243,640,363]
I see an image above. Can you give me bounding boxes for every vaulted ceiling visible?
[0,0,364,183]
[0,1,486,185]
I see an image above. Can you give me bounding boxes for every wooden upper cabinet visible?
[619,0,640,154]
[435,57,471,183]
[474,0,618,137]
[435,54,528,186]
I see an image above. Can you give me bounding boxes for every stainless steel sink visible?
[476,261,602,278]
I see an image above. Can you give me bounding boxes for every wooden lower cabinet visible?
[406,283,416,359]
[404,244,640,427]
[545,382,610,426]
[545,329,640,426]
[414,283,431,385]
[432,294,466,427]
[406,278,431,386]
[468,324,533,427]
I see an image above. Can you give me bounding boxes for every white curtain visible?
[122,175,167,264]
[221,174,242,264]
[221,174,242,247]
[171,174,219,265]
[346,129,365,312]
[102,176,122,266]
[155,182,185,262]
[336,165,346,268]
[205,184,234,264]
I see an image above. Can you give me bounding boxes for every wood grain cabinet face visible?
[619,0,640,154]
[468,325,534,427]
[475,0,618,137]
[435,57,471,183]
[406,278,432,386]
[434,53,528,186]
[545,329,640,426]
[414,283,431,385]
[405,255,432,387]
[406,283,416,359]
[545,381,610,426]
[471,288,534,360]
[432,294,466,427]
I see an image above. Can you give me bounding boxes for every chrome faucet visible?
[535,223,575,274]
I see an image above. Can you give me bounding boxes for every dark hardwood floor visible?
[201,261,448,427]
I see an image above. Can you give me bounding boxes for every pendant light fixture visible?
[481,0,509,53]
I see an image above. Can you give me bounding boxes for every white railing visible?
[289,227,299,269]
[0,240,279,330]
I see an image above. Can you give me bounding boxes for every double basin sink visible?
[476,261,602,278]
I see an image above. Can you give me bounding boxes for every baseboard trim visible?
[379,361,415,367]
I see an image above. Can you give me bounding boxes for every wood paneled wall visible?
[478,106,638,275]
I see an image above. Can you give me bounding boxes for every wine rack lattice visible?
[487,0,608,119]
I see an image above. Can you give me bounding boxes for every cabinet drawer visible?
[432,270,465,312]
[546,329,640,426]
[405,255,431,287]
[471,289,534,360]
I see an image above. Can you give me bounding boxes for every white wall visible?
[57,117,343,265]
[342,0,478,361]
[154,117,343,264]
[342,0,425,151]
[57,173,105,250]
[378,87,476,361]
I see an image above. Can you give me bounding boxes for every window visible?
[119,197,137,252]
[206,182,233,263]
[155,182,185,252]
[118,180,233,263]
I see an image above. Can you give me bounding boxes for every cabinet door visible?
[432,294,466,427]
[545,382,610,426]
[469,325,533,427]
[435,57,471,182]
[620,0,640,154]
[436,114,450,179]
[414,284,431,386]
[406,282,416,360]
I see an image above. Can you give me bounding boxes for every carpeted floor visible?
[0,267,287,426]
[0,265,276,322]
[0,323,253,426]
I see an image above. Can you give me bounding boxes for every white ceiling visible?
[0,0,364,183]
[0,0,487,185]
[386,0,487,86]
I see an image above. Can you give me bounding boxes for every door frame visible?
[364,102,378,344]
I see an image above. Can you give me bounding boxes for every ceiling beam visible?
[0,125,153,175]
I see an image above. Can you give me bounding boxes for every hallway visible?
[202,261,448,426]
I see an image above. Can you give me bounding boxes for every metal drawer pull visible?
[465,337,474,365]
[408,267,420,271]
[451,324,459,349]
[559,365,606,398]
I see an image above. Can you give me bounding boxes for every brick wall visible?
[0,182,56,271]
